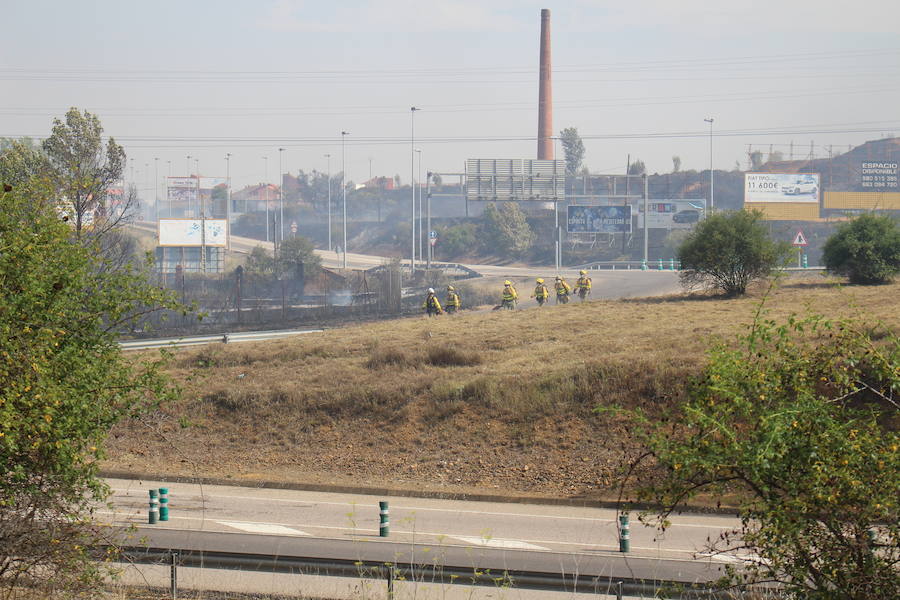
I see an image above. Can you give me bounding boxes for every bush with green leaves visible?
[481,202,534,258]
[677,209,789,296]
[620,301,900,599]
[822,213,900,284]
[0,185,181,594]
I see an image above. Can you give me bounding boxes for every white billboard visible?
[745,173,820,203]
[158,219,227,247]
[637,199,706,229]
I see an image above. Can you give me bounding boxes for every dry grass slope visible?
[106,275,900,500]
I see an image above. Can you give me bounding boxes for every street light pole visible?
[278,147,285,242]
[225,153,232,251]
[263,156,269,244]
[415,148,423,266]
[426,171,432,269]
[324,153,332,252]
[341,131,349,270]
[410,106,419,272]
[153,157,159,222]
[704,117,714,211]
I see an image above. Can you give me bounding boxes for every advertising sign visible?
[166,177,198,204]
[859,161,898,190]
[637,199,705,229]
[158,219,227,247]
[744,173,819,203]
[567,205,632,234]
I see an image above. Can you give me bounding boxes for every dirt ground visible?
[104,275,900,503]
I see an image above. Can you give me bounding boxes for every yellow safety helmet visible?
[579,270,587,275]
[504,280,512,286]
[555,276,562,280]
[536,278,544,284]
[447,285,455,291]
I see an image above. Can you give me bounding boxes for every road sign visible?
[290,221,298,234]
[429,230,437,239]
[429,237,437,247]
[792,230,808,246]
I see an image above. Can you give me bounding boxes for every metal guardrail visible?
[117,545,727,599]
[119,328,324,351]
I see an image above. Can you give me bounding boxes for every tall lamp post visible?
[153,158,159,221]
[225,153,232,250]
[278,147,285,242]
[704,117,714,211]
[415,148,423,265]
[263,156,269,244]
[341,131,349,270]
[324,153,332,252]
[410,106,420,271]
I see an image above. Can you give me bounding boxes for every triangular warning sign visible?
[792,230,808,246]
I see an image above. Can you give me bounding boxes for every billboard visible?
[158,219,227,247]
[744,173,820,203]
[567,205,632,234]
[859,161,898,190]
[637,199,706,229]
[466,159,565,202]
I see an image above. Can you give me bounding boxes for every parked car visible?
[781,177,818,196]
[673,209,700,223]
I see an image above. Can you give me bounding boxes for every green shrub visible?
[822,213,900,284]
[677,209,789,296]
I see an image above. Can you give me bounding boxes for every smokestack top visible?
[542,8,550,18]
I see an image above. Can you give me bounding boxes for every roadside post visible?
[149,489,159,524]
[159,487,170,521]
[792,230,808,267]
[618,513,630,553]
[379,501,389,537]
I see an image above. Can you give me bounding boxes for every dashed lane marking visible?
[449,536,549,550]
[218,521,311,536]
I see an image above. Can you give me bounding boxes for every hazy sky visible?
[2,0,899,195]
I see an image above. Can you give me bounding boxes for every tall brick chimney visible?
[537,8,553,160]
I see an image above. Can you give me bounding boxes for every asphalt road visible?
[103,478,746,586]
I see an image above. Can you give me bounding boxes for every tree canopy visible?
[678,209,788,295]
[822,213,900,284]
[481,202,534,257]
[559,127,585,176]
[621,306,900,599]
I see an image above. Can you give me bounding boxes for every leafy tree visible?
[678,209,789,295]
[0,139,46,190]
[671,155,681,173]
[559,127,585,176]
[42,108,128,237]
[627,159,646,176]
[277,236,322,277]
[621,308,900,599]
[822,214,900,284]
[437,223,477,259]
[481,202,534,257]
[0,185,181,594]
[431,173,443,187]
[246,245,275,275]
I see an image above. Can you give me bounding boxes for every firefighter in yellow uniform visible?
[554,276,571,304]
[574,270,592,302]
[531,278,550,306]
[445,285,461,314]
[501,280,518,310]
[423,287,443,316]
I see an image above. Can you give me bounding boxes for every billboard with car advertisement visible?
[567,205,631,234]
[744,173,820,203]
[636,199,706,229]
[158,218,227,247]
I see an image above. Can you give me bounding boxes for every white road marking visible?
[109,487,732,529]
[449,536,549,550]
[218,521,311,536]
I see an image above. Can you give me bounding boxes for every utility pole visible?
[325,153,332,251]
[426,172,432,269]
[278,148,285,243]
[153,158,159,222]
[341,131,349,270]
[410,106,419,272]
[704,118,714,211]
[263,156,269,244]
[225,153,232,251]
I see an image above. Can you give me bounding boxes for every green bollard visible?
[669,258,675,271]
[618,514,630,552]
[641,260,648,271]
[802,254,808,268]
[149,489,159,524]
[159,487,169,521]
[379,501,389,537]
[657,258,663,270]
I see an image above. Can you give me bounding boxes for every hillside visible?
[105,275,900,501]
